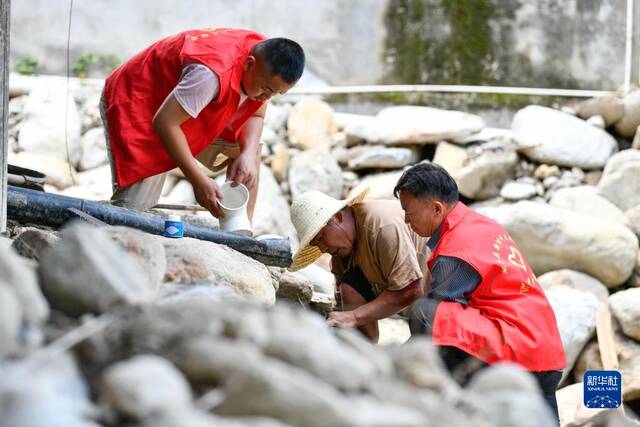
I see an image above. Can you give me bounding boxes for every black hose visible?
[7,186,292,267]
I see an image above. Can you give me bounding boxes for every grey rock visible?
[38,222,154,316]
[0,284,22,357]
[512,106,617,169]
[577,94,624,126]
[0,353,99,427]
[287,98,336,151]
[0,244,49,327]
[163,237,276,304]
[347,170,403,200]
[253,164,298,244]
[549,185,629,225]
[435,141,519,200]
[387,337,459,398]
[609,289,640,341]
[598,149,640,212]
[11,227,60,261]
[478,201,638,287]
[78,127,108,171]
[626,205,640,238]
[499,180,538,201]
[102,354,192,420]
[276,270,314,304]
[335,145,418,170]
[464,364,556,427]
[105,226,166,292]
[289,149,343,200]
[538,270,609,302]
[17,78,82,164]
[296,263,335,294]
[545,286,599,383]
[614,91,640,138]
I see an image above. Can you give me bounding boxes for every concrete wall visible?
[9,0,388,85]
[9,0,640,89]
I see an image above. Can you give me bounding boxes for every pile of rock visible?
[6,72,640,425]
[1,221,560,427]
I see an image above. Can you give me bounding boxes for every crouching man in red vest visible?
[101,28,304,219]
[394,162,566,422]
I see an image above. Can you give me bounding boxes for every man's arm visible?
[327,274,429,328]
[152,94,224,217]
[227,102,268,190]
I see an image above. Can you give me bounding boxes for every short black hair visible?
[393,162,459,204]
[253,38,305,84]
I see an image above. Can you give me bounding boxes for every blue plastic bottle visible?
[164,214,184,238]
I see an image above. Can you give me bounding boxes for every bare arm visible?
[352,276,426,326]
[152,94,224,217]
[327,273,430,329]
[227,102,268,190]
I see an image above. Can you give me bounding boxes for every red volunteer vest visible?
[429,202,566,371]
[103,28,266,188]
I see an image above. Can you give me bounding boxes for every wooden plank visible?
[596,302,619,371]
[596,301,625,414]
[0,0,9,233]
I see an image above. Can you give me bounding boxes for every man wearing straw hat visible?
[289,188,430,342]
[394,162,565,419]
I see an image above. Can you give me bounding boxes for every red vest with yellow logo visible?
[103,28,265,188]
[429,202,566,371]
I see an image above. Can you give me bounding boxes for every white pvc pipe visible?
[624,0,634,93]
[287,84,612,98]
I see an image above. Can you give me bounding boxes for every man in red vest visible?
[101,28,304,220]
[394,162,566,421]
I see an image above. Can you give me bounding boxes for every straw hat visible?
[289,188,369,271]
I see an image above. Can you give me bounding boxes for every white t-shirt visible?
[173,63,248,118]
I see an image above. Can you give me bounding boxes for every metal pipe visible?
[625,0,634,93]
[7,186,292,267]
[285,84,613,98]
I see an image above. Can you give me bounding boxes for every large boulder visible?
[609,288,640,341]
[614,90,640,138]
[545,286,599,383]
[8,151,75,190]
[347,171,403,200]
[597,149,640,212]
[288,149,343,200]
[287,98,336,151]
[477,201,638,287]
[78,127,108,171]
[17,78,82,165]
[102,354,192,421]
[0,353,98,427]
[375,106,485,145]
[253,164,298,243]
[38,222,154,316]
[577,95,624,126]
[163,238,276,304]
[549,185,629,226]
[434,141,518,200]
[334,145,419,170]
[538,270,609,302]
[512,106,617,169]
[105,227,167,292]
[335,107,485,145]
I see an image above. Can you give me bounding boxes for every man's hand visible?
[227,149,258,190]
[192,175,225,218]
[327,310,359,329]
